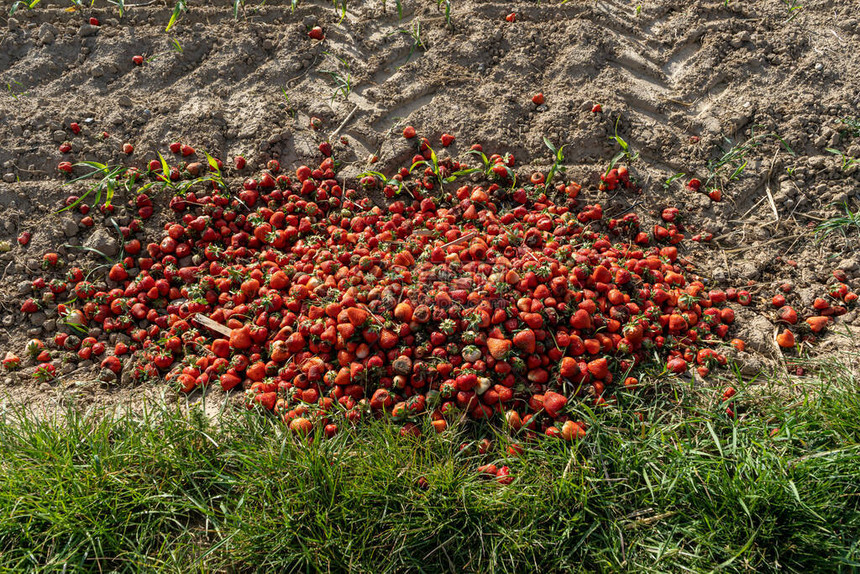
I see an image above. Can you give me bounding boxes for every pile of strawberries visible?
[771,277,854,351]
[8,133,831,442]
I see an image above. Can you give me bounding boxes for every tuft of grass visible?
[815,201,860,247]
[60,162,126,213]
[608,117,639,172]
[437,0,453,30]
[5,81,29,101]
[826,147,860,173]
[165,0,187,32]
[0,363,857,571]
[331,0,347,23]
[279,87,297,118]
[782,0,802,22]
[144,37,183,64]
[543,137,567,186]
[107,0,126,18]
[838,117,860,138]
[382,0,404,19]
[703,126,793,192]
[387,19,426,64]
[9,0,41,16]
[663,172,686,190]
[319,52,354,102]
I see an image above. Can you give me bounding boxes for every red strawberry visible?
[229,326,252,350]
[561,420,585,441]
[777,306,798,325]
[805,316,829,333]
[440,133,455,147]
[2,352,21,371]
[486,338,511,359]
[255,392,277,410]
[512,329,536,354]
[308,26,324,40]
[220,372,242,391]
[344,307,369,327]
[290,417,314,434]
[776,329,795,348]
[402,126,416,139]
[212,338,231,358]
[378,329,398,350]
[531,92,545,105]
[101,356,121,373]
[543,391,567,418]
[132,55,144,65]
[108,264,128,282]
[586,357,609,380]
[666,357,687,374]
[559,357,578,379]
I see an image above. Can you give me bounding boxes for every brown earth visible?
[1,0,859,414]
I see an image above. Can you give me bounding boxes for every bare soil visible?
[1,0,860,414]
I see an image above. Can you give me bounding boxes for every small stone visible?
[808,155,827,170]
[79,23,99,37]
[17,280,31,295]
[838,258,859,272]
[30,312,47,327]
[2,173,14,183]
[117,95,132,107]
[61,217,78,237]
[736,262,759,280]
[84,227,119,257]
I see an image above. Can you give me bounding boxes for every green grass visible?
[816,201,860,247]
[0,362,858,572]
